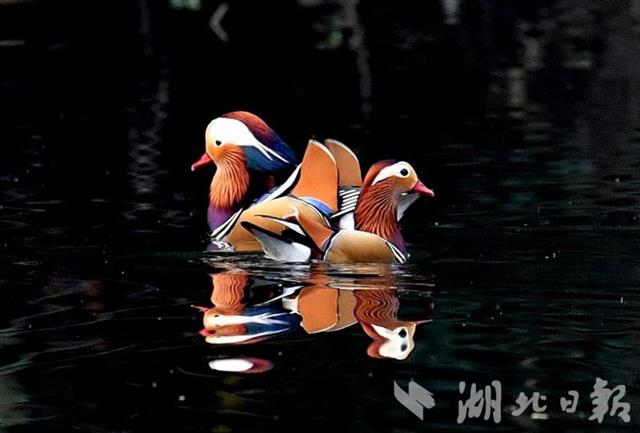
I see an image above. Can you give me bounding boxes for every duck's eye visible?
[399,168,409,177]
[215,140,222,146]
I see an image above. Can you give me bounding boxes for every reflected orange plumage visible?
[354,289,409,359]
[209,271,249,312]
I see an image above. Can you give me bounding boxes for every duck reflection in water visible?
[196,266,433,360]
[197,271,301,345]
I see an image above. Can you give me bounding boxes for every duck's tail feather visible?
[290,140,339,213]
[324,139,362,188]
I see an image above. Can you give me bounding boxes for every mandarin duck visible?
[190,111,298,249]
[209,137,362,251]
[192,111,363,251]
[241,160,434,263]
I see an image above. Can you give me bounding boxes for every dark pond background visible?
[2,0,640,432]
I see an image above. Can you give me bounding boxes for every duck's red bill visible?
[191,153,213,171]
[412,180,435,197]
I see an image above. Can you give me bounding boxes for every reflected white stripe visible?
[209,359,254,372]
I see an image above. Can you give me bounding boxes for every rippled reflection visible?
[196,266,434,362]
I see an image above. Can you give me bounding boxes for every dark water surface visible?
[2,1,640,432]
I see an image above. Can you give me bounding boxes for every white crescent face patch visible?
[371,161,414,185]
[371,324,415,360]
[205,117,289,163]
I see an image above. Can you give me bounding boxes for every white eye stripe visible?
[371,161,413,185]
[205,117,289,163]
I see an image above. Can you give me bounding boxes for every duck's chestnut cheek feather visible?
[206,142,238,162]
[411,180,435,197]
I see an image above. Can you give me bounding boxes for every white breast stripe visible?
[386,242,407,263]
[341,203,357,210]
[211,208,243,240]
[339,191,360,198]
[337,202,358,214]
[331,192,358,218]
[337,188,360,215]
[210,209,238,238]
[335,205,357,215]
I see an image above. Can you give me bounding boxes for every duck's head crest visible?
[192,111,297,173]
[362,160,434,198]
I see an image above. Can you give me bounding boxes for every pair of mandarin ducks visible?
[191,111,434,264]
